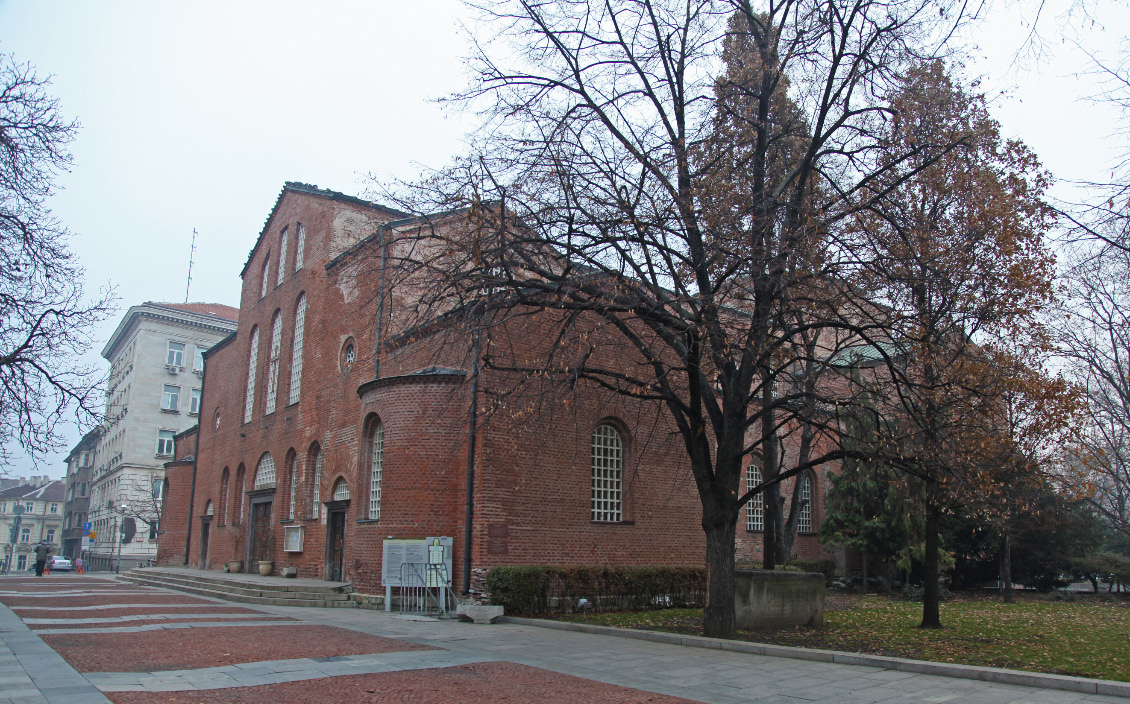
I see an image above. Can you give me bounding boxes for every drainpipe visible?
[461,325,481,595]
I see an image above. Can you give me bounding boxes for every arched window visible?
[797,473,815,533]
[333,478,350,501]
[260,254,270,298]
[243,326,259,423]
[254,453,276,489]
[204,500,214,516]
[218,468,230,526]
[264,311,282,415]
[310,444,323,519]
[591,424,623,522]
[287,451,297,520]
[288,294,306,405]
[234,465,246,524]
[746,464,764,531]
[295,223,306,271]
[368,421,384,520]
[277,227,288,285]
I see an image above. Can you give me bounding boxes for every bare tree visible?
[0,52,115,466]
[378,0,983,638]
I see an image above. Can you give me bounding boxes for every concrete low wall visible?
[734,570,824,629]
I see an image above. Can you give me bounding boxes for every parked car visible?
[49,556,73,571]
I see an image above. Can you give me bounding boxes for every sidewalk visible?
[2,573,1129,704]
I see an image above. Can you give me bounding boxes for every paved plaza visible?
[1,573,1128,704]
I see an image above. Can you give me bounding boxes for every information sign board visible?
[381,536,453,587]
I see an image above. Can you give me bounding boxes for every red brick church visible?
[157,182,833,597]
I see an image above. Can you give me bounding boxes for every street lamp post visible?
[114,504,128,573]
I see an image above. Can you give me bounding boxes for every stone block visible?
[456,604,504,624]
[734,570,824,629]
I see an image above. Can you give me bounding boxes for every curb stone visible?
[500,616,1130,698]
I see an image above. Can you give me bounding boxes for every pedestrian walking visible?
[33,541,53,577]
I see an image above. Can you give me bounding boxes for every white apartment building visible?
[88,302,237,570]
[0,479,65,573]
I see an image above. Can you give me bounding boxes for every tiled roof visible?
[151,302,239,321]
[0,480,65,501]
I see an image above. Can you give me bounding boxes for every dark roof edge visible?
[357,368,467,397]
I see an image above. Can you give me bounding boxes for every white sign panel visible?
[381,536,453,587]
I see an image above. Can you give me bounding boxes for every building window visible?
[19,527,30,543]
[369,422,384,520]
[591,424,623,522]
[152,478,163,499]
[189,388,201,415]
[311,447,323,519]
[219,468,230,526]
[288,294,306,405]
[80,451,90,466]
[244,326,259,424]
[746,465,764,531]
[798,473,814,533]
[166,341,185,367]
[24,500,34,513]
[277,228,289,285]
[264,311,282,414]
[157,430,175,456]
[260,255,270,298]
[332,479,350,501]
[49,502,59,514]
[194,347,206,372]
[161,384,181,412]
[16,555,26,570]
[45,528,55,543]
[235,465,246,524]
[80,483,87,497]
[288,454,297,520]
[295,223,305,271]
[253,453,276,489]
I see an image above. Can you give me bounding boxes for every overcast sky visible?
[1,0,1127,478]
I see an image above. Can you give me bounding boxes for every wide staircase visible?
[119,566,354,608]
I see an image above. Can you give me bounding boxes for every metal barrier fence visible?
[396,562,461,617]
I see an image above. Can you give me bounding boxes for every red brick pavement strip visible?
[13,605,269,619]
[43,624,437,673]
[1,593,220,608]
[105,662,702,704]
[32,616,297,629]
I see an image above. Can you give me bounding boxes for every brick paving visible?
[44,624,436,672]
[3,573,1130,704]
[105,662,702,703]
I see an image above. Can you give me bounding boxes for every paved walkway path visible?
[2,574,1129,704]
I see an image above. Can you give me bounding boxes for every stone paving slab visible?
[103,661,704,703]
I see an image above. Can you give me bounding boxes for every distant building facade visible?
[61,429,100,559]
[0,480,65,572]
[87,302,237,570]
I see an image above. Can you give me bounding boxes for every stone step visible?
[119,571,355,609]
[120,571,352,601]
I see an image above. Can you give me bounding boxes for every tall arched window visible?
[287,452,297,519]
[368,421,384,520]
[243,327,259,424]
[254,453,276,489]
[288,294,306,405]
[260,254,270,298]
[277,228,288,285]
[264,311,282,415]
[591,424,623,522]
[234,465,246,524]
[219,468,230,526]
[746,464,764,531]
[310,444,323,519]
[797,473,815,533]
[333,478,350,501]
[295,223,306,271]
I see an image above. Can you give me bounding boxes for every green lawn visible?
[553,594,1130,682]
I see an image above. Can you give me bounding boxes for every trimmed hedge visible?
[485,565,706,615]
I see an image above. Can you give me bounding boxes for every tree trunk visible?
[861,546,869,594]
[999,519,1013,604]
[703,519,737,639]
[761,375,779,570]
[919,500,943,629]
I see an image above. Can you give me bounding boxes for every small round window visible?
[341,338,357,372]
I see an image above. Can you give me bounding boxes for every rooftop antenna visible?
[185,228,198,303]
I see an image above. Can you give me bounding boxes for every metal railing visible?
[396,562,461,617]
